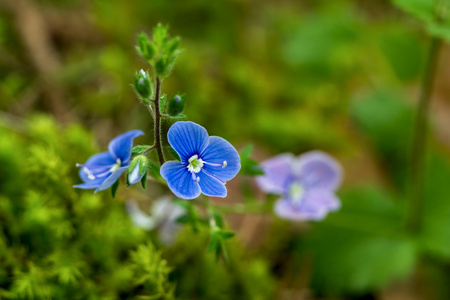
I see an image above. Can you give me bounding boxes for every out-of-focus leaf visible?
[302,185,417,295]
[239,144,264,176]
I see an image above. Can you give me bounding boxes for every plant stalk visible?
[154,77,165,165]
[407,36,442,233]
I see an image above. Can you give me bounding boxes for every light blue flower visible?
[74,130,144,193]
[126,197,185,245]
[256,151,342,221]
[160,121,241,199]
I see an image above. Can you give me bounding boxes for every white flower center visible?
[187,155,204,173]
[109,158,122,172]
[289,182,304,205]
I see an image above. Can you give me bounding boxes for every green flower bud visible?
[134,70,152,99]
[167,94,186,116]
[136,33,156,61]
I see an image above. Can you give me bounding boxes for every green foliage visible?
[303,186,417,295]
[392,0,450,41]
[165,230,275,300]
[239,144,264,176]
[0,116,174,299]
[136,24,183,79]
[166,146,180,161]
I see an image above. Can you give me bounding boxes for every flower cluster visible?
[256,151,342,221]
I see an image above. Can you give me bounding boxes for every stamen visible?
[82,168,96,180]
[202,160,228,168]
[191,172,200,184]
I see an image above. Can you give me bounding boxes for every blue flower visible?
[160,121,240,199]
[74,130,144,193]
[256,151,342,221]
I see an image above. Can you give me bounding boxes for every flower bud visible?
[167,94,186,116]
[136,33,156,61]
[128,155,149,186]
[134,70,152,99]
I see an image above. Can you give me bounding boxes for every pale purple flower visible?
[256,151,342,221]
[74,130,144,193]
[160,121,241,199]
[126,197,185,245]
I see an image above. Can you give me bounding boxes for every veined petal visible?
[94,166,128,193]
[255,153,295,194]
[78,152,115,182]
[160,161,201,199]
[198,170,227,198]
[108,130,144,162]
[200,136,240,182]
[73,181,104,190]
[296,151,342,191]
[274,190,340,221]
[167,122,209,162]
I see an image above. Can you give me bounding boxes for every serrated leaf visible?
[131,145,151,156]
[167,146,181,161]
[111,180,119,198]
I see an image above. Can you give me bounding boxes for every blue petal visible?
[198,170,227,198]
[78,152,115,182]
[274,190,340,221]
[167,122,209,162]
[94,166,128,193]
[256,154,295,194]
[73,181,103,189]
[160,161,201,199]
[296,151,342,191]
[200,136,241,182]
[108,130,144,162]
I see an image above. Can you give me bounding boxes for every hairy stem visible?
[406,36,442,233]
[154,77,165,165]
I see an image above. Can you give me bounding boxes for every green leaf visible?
[131,145,151,156]
[239,144,264,176]
[167,113,187,120]
[111,180,119,198]
[167,146,181,161]
[153,23,169,48]
[216,231,235,239]
[141,170,147,189]
[391,0,450,41]
[159,94,167,114]
[147,160,162,180]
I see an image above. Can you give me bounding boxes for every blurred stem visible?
[154,77,165,165]
[407,36,442,233]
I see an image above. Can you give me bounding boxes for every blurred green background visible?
[2,0,450,299]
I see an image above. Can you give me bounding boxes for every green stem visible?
[406,36,442,233]
[154,77,165,165]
